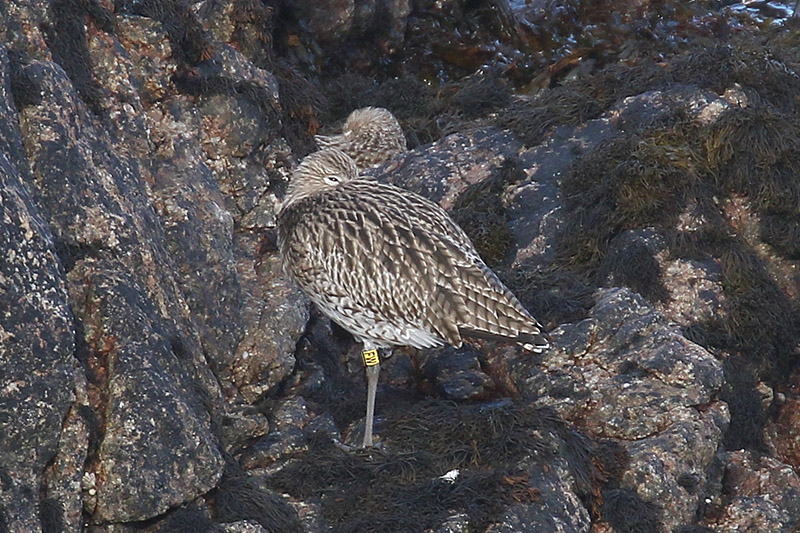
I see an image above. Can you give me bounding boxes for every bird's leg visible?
[362,347,381,448]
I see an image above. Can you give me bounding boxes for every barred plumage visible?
[315,107,407,170]
[277,148,548,446]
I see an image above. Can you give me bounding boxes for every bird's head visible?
[342,107,398,137]
[280,148,360,210]
[344,107,407,151]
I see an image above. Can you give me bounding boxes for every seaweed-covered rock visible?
[2,0,800,531]
[287,0,411,46]
[262,401,596,533]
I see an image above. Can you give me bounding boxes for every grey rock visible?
[94,13,302,404]
[288,0,410,46]
[418,345,495,401]
[435,513,470,533]
[511,118,613,266]
[146,97,244,391]
[218,407,271,455]
[69,258,224,522]
[375,126,524,209]
[115,15,176,105]
[517,288,727,531]
[0,50,76,531]
[221,521,269,533]
[704,450,800,532]
[11,48,226,523]
[484,452,591,533]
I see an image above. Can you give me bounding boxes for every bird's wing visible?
[280,180,547,351]
[352,182,546,348]
[280,191,460,345]
[422,230,548,350]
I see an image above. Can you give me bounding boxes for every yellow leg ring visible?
[362,349,380,366]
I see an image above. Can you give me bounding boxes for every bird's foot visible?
[332,436,382,454]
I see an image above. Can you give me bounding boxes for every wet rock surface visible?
[1,1,800,532]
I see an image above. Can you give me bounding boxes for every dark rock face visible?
[0,48,76,532]
[69,258,224,522]
[1,0,800,532]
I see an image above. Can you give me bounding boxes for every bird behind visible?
[315,107,407,170]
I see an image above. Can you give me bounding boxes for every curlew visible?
[277,148,548,447]
[315,107,407,170]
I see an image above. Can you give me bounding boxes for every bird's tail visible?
[459,327,550,353]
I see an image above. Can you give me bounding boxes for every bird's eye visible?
[323,175,341,185]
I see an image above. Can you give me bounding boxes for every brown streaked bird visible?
[277,148,548,448]
[315,107,407,170]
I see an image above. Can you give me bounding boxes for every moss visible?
[720,355,767,451]
[563,57,670,109]
[39,499,65,533]
[601,488,662,533]
[715,238,796,359]
[502,264,596,329]
[370,76,439,121]
[557,128,699,275]
[450,160,520,269]
[760,213,800,258]
[453,68,512,118]
[495,87,603,146]
[266,401,617,532]
[213,469,301,532]
[121,0,213,66]
[322,73,378,123]
[705,106,800,206]
[157,503,222,533]
[597,237,669,304]
[672,37,800,112]
[41,0,107,114]
[276,62,328,156]
[679,225,799,451]
[371,76,444,147]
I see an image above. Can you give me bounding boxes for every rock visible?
[98,10,302,403]
[435,513,470,533]
[484,456,591,533]
[288,0,411,46]
[1,1,800,531]
[69,258,224,522]
[765,369,800,472]
[375,126,524,210]
[417,345,495,401]
[0,47,76,531]
[517,288,728,531]
[115,15,176,104]
[218,407,271,455]
[145,97,245,392]
[200,0,275,69]
[510,113,613,266]
[703,451,800,532]
[222,521,269,533]
[10,36,226,524]
[231,246,307,403]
